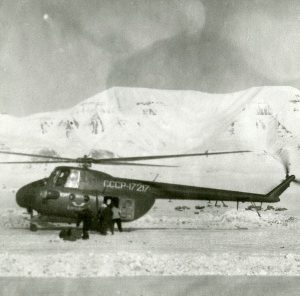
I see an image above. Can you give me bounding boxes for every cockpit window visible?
[65,170,80,188]
[53,169,70,187]
[53,169,80,188]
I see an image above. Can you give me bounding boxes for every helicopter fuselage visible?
[15,166,295,230]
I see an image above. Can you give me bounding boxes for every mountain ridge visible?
[0,86,299,161]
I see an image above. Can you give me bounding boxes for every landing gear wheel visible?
[30,223,38,232]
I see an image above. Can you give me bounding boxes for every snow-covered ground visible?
[1,171,300,277]
[0,203,300,277]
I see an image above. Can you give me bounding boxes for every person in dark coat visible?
[76,195,93,240]
[81,208,93,239]
[100,200,113,235]
[97,202,106,233]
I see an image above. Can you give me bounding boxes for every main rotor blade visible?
[0,161,74,164]
[0,160,176,167]
[0,150,74,161]
[94,150,251,163]
[0,149,251,165]
[98,162,177,167]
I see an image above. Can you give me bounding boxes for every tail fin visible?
[265,175,295,201]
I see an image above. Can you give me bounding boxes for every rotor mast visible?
[78,155,92,169]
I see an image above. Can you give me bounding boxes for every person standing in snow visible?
[98,201,107,233]
[100,199,113,235]
[76,195,92,240]
[112,202,122,232]
[81,207,92,239]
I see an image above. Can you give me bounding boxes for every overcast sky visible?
[1,0,300,116]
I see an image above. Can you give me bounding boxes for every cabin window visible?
[53,168,80,188]
[119,198,135,220]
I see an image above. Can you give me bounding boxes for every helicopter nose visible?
[16,186,33,208]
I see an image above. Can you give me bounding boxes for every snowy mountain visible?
[0,86,300,161]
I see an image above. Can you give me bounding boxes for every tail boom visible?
[150,176,295,203]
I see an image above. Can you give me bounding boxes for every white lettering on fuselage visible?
[104,180,150,192]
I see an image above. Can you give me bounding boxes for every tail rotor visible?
[277,149,300,184]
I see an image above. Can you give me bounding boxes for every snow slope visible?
[1,86,300,159]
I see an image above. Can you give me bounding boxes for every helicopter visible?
[0,149,298,231]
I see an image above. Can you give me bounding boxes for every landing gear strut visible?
[251,202,261,217]
[215,201,228,207]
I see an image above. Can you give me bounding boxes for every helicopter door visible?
[119,198,135,221]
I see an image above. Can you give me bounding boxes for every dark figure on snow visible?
[59,228,77,241]
[111,203,122,232]
[77,195,93,240]
[97,202,106,233]
[100,199,113,235]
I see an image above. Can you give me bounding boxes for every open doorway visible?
[104,196,119,207]
[103,196,135,220]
